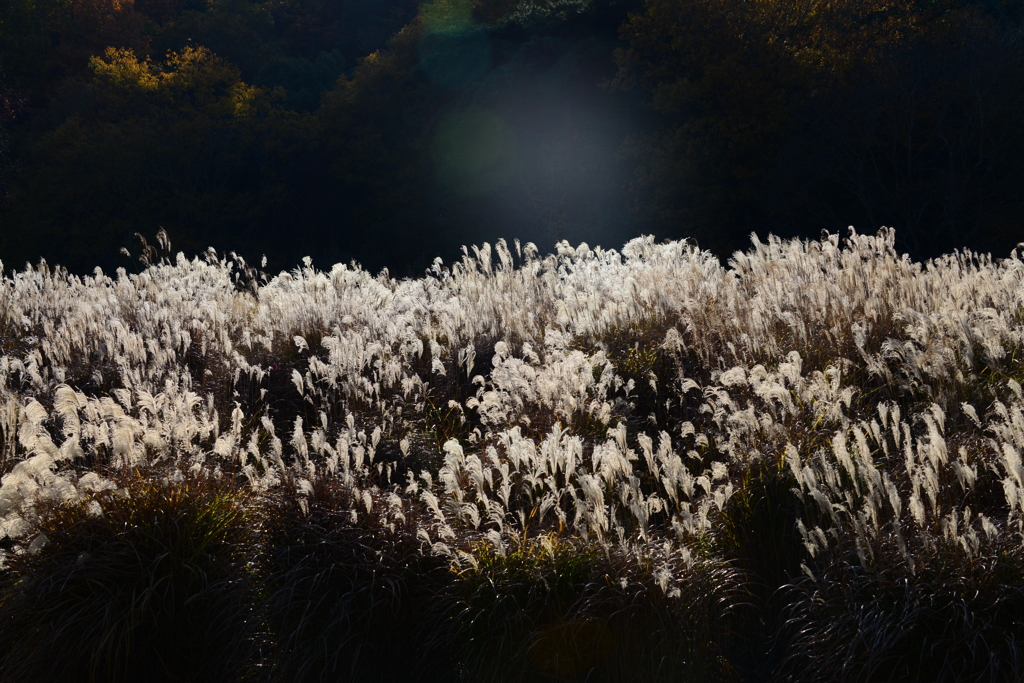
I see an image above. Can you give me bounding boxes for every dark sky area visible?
[1,0,1022,277]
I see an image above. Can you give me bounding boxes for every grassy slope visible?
[0,228,1023,681]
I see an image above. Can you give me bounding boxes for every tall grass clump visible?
[443,535,743,683]
[260,474,457,683]
[0,467,260,683]
[778,402,1024,682]
[2,227,1024,679]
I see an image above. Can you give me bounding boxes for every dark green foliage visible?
[1,44,323,275]
[612,0,1024,262]
[254,50,344,111]
[0,468,261,683]
[2,0,1023,275]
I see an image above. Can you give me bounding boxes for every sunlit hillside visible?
[2,228,1024,682]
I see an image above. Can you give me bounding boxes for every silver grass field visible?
[1,228,1024,682]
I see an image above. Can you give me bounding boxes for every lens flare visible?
[431,106,517,196]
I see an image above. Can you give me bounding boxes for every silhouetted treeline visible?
[614,0,1024,259]
[1,0,1021,276]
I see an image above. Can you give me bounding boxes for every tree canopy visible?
[0,0,1020,274]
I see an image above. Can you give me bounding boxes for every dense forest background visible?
[0,0,1022,277]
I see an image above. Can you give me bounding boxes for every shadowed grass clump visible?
[444,535,743,683]
[0,468,261,683]
[720,460,806,593]
[260,476,457,683]
[782,538,1024,683]
[717,460,808,678]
